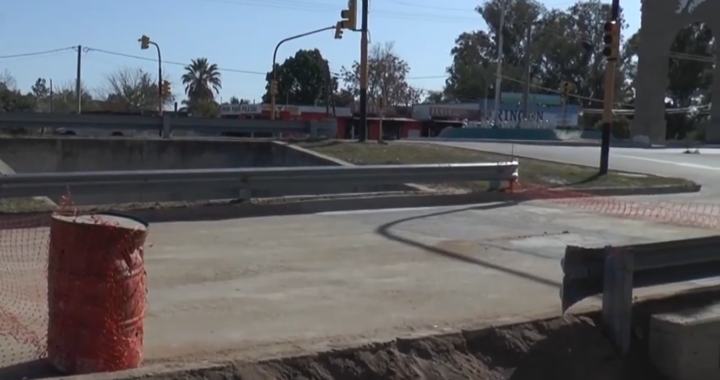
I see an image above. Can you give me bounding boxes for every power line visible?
[199,0,483,23]
[84,47,268,75]
[0,47,76,60]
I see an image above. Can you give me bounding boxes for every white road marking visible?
[315,206,437,216]
[614,155,720,171]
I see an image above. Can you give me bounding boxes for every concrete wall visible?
[632,0,720,142]
[0,137,282,173]
[262,142,410,197]
[0,137,408,206]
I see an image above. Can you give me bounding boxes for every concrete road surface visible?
[6,200,716,370]
[411,141,720,199]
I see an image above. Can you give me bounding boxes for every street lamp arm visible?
[272,25,336,76]
[270,25,336,120]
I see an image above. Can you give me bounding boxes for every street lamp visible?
[138,35,164,115]
[270,26,336,120]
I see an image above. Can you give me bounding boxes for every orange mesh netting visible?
[0,193,148,376]
[0,184,717,376]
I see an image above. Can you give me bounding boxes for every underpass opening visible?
[631,0,720,143]
[664,21,714,142]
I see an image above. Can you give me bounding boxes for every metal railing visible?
[0,113,337,138]
[560,236,720,354]
[0,161,519,199]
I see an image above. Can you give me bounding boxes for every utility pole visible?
[520,23,533,123]
[599,0,621,175]
[358,0,370,141]
[75,45,82,114]
[49,79,54,113]
[493,0,507,124]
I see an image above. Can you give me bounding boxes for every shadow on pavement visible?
[0,359,59,380]
[373,201,562,288]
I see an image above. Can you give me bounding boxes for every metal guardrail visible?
[0,161,519,199]
[0,113,337,138]
[560,236,720,354]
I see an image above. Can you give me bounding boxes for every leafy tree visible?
[31,78,50,99]
[0,72,38,116]
[334,89,354,107]
[0,70,17,90]
[51,81,97,113]
[341,42,421,106]
[423,91,444,103]
[262,49,334,106]
[101,67,175,112]
[445,0,545,101]
[182,58,222,112]
[228,96,250,105]
[184,99,219,117]
[444,0,629,110]
[534,1,628,110]
[29,78,52,112]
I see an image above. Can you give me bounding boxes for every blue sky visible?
[1,0,640,103]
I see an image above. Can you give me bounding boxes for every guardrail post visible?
[161,114,171,139]
[308,120,318,139]
[602,245,634,355]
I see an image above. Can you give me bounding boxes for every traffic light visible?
[377,96,385,108]
[558,81,572,98]
[579,32,592,51]
[160,80,171,98]
[334,21,344,39]
[270,80,278,96]
[602,21,619,61]
[139,35,151,50]
[340,0,357,30]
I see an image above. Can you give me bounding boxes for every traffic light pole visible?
[358,0,369,142]
[270,26,335,120]
[599,0,620,175]
[149,41,163,115]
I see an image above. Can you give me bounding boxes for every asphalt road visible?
[412,141,720,200]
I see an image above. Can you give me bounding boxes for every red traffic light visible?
[604,21,614,32]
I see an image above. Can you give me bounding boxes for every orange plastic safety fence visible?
[0,191,148,376]
[521,184,720,231]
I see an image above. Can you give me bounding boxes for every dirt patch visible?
[141,315,660,380]
[133,289,720,380]
[297,140,695,192]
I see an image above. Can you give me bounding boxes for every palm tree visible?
[181,58,222,104]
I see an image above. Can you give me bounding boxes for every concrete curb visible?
[42,287,720,380]
[402,137,720,149]
[0,183,699,227]
[565,183,701,197]
[403,137,621,147]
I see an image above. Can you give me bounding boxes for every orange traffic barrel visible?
[47,212,148,374]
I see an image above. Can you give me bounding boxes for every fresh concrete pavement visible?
[8,199,717,374]
[108,201,720,364]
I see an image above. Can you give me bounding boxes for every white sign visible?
[220,104,263,115]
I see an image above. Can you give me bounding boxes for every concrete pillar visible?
[161,114,171,139]
[707,36,720,142]
[631,22,673,143]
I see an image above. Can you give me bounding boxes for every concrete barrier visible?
[0,137,412,206]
